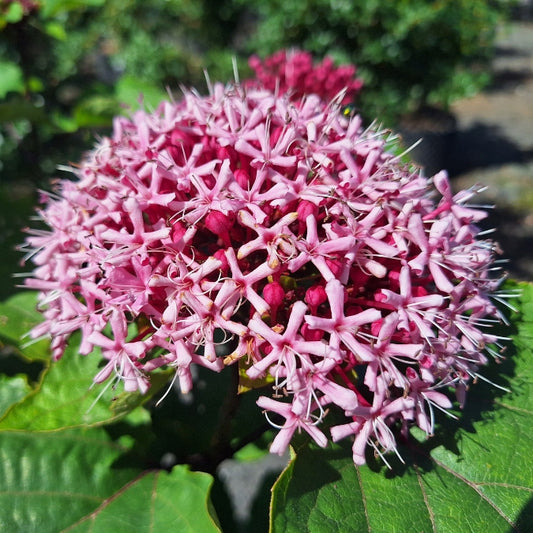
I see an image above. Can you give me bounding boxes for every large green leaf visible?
[0,427,141,533]
[64,465,221,532]
[271,282,533,532]
[0,337,171,430]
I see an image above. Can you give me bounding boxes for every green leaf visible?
[64,465,221,532]
[72,95,118,128]
[0,427,141,533]
[115,76,168,111]
[27,76,44,92]
[0,61,24,98]
[4,2,24,24]
[0,98,46,123]
[0,292,172,428]
[40,0,106,18]
[44,21,68,40]
[0,331,171,430]
[271,282,533,532]
[51,110,80,132]
[232,440,270,463]
[0,292,50,362]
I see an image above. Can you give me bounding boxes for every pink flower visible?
[305,279,382,361]
[23,54,508,466]
[257,395,328,455]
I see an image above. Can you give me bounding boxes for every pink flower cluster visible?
[23,64,506,466]
[247,49,363,104]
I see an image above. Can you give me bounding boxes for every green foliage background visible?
[1,0,515,182]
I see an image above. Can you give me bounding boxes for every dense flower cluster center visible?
[24,71,505,465]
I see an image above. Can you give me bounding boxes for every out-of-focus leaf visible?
[40,0,106,18]
[27,76,44,92]
[0,98,46,123]
[44,20,67,40]
[51,111,79,132]
[0,291,50,362]
[4,2,24,24]
[0,61,24,98]
[65,465,221,532]
[270,282,533,532]
[72,95,118,128]
[0,427,141,533]
[115,75,168,111]
[232,440,270,463]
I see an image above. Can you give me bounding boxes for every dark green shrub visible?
[236,0,515,124]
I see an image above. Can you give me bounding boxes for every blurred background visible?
[1,0,531,301]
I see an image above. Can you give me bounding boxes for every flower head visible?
[247,49,363,104]
[23,54,507,466]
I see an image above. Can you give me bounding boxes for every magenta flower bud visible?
[205,210,233,247]
[263,281,285,324]
[305,285,327,313]
[263,281,285,308]
[301,322,324,342]
[213,248,229,272]
[234,168,251,189]
[297,200,318,222]
[297,200,319,234]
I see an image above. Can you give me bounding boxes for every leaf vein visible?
[59,470,154,532]
[355,466,371,533]
[414,463,436,533]
[475,482,533,491]
[494,400,533,415]
[433,457,517,530]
